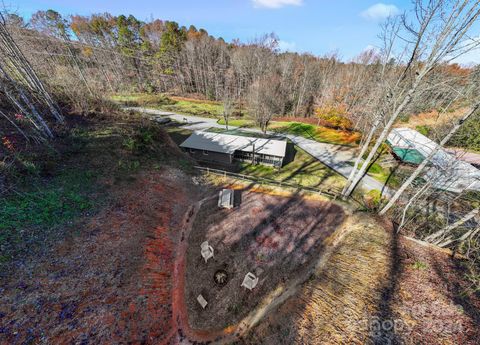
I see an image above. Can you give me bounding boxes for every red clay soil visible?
[0,168,204,345]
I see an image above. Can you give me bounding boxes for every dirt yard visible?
[242,214,480,345]
[0,168,204,344]
[185,189,346,330]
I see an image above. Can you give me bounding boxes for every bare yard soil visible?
[0,169,203,344]
[185,189,346,330]
[243,215,480,345]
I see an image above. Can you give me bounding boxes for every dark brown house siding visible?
[185,148,233,165]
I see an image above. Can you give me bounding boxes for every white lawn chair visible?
[197,294,208,309]
[200,241,214,263]
[241,272,259,291]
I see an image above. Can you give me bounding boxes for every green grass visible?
[269,121,361,146]
[206,127,276,139]
[412,261,428,270]
[0,169,98,260]
[217,118,254,127]
[239,147,345,191]
[0,171,95,231]
[160,99,224,118]
[112,93,227,118]
[111,93,174,107]
[217,119,361,146]
[352,161,400,188]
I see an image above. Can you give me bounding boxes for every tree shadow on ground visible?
[241,213,396,344]
[185,188,346,330]
[372,222,403,345]
[430,255,480,327]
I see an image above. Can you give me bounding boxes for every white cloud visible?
[252,0,303,9]
[362,44,380,55]
[361,3,400,21]
[278,40,296,52]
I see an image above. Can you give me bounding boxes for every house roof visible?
[388,128,480,192]
[387,128,438,156]
[180,131,287,157]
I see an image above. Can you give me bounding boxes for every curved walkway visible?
[166,191,353,344]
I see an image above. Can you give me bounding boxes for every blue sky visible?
[8,0,480,63]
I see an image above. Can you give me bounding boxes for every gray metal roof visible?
[388,128,480,193]
[180,131,287,157]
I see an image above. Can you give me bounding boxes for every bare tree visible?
[221,69,235,130]
[342,0,480,198]
[425,207,479,244]
[380,101,480,215]
[247,75,282,133]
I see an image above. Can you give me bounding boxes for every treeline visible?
[3,10,474,122]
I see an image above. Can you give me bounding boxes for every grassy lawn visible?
[112,93,228,118]
[217,118,254,127]
[113,93,361,146]
[111,93,174,107]
[160,98,224,118]
[269,121,361,147]
[216,119,361,147]
[239,147,346,191]
[206,127,278,139]
[350,161,400,188]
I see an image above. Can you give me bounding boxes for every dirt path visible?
[167,198,237,344]
[166,187,353,344]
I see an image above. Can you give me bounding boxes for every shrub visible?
[364,189,384,211]
[314,106,353,130]
[416,125,432,136]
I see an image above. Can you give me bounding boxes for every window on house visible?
[203,150,209,155]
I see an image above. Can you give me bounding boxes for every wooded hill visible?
[2,10,478,137]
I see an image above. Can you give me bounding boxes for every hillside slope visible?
[244,214,480,344]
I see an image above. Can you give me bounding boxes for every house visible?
[180,131,287,167]
[387,128,480,193]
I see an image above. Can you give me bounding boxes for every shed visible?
[386,128,431,164]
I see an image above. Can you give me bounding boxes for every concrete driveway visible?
[126,107,392,195]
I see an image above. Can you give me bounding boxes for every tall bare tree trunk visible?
[425,208,479,243]
[380,102,480,215]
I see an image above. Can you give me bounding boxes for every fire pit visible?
[214,269,229,286]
